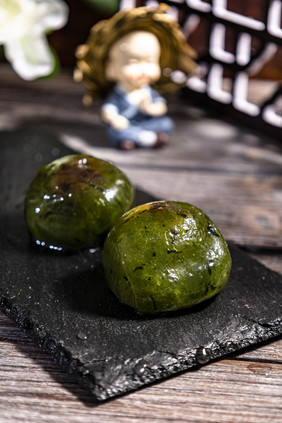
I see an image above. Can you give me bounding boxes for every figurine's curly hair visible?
[74,4,197,104]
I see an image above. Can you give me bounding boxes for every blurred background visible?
[45,0,281,79]
[1,0,281,136]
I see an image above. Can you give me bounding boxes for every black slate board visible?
[1,126,282,401]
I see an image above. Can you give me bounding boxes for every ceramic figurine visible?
[75,4,197,150]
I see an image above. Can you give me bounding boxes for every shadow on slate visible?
[1,125,282,401]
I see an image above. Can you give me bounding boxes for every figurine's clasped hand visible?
[139,98,167,116]
[112,115,130,130]
[101,108,130,131]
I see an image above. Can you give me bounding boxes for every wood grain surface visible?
[0,66,282,422]
[0,311,281,423]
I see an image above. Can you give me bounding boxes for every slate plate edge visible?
[1,257,282,402]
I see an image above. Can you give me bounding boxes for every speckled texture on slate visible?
[1,127,282,401]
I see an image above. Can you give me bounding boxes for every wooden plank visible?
[0,312,281,423]
[0,337,281,422]
[248,252,282,275]
[234,337,282,363]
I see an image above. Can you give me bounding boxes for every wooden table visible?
[1,66,281,422]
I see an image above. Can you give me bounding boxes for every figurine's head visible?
[105,31,161,91]
[75,4,197,104]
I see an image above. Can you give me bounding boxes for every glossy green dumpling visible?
[24,154,134,249]
[103,201,231,314]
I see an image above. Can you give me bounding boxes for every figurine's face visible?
[106,31,161,90]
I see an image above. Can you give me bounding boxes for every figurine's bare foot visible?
[118,140,136,151]
[154,132,169,148]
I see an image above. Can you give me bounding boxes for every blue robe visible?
[102,86,174,146]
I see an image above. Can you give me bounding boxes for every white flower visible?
[0,0,68,80]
